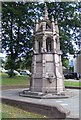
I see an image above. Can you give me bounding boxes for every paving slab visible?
[1,88,80,119]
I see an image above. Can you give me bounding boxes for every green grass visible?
[1,73,81,87]
[0,103,46,118]
[0,74,47,119]
[1,73,30,86]
[64,80,81,87]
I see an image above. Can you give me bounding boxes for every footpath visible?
[1,87,80,119]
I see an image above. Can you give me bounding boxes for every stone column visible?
[42,35,46,92]
[53,35,56,52]
[42,34,46,50]
[52,35,57,91]
[51,16,56,34]
[35,38,38,53]
[42,21,46,31]
[57,35,60,51]
[42,35,46,77]
[30,54,36,92]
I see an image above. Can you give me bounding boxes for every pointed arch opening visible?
[38,41,42,53]
[46,23,51,30]
[46,37,53,52]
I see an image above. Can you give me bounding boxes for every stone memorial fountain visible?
[20,4,72,98]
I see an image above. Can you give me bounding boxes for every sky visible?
[0,52,6,61]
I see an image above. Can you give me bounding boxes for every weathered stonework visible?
[30,4,64,93]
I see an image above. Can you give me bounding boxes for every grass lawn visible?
[1,73,81,119]
[1,73,30,86]
[64,80,81,87]
[1,73,47,119]
[1,73,81,87]
[0,103,46,118]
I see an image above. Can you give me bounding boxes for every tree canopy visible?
[1,2,80,76]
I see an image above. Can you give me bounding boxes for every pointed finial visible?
[51,16,54,22]
[55,20,59,34]
[36,18,39,23]
[44,3,49,20]
[55,20,58,25]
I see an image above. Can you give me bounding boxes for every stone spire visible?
[35,18,39,31]
[51,16,54,22]
[44,3,49,20]
[55,20,59,34]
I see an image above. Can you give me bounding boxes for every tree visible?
[45,2,80,67]
[62,58,69,69]
[2,2,37,76]
[2,2,80,76]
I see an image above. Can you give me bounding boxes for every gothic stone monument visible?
[20,4,67,98]
[30,4,64,94]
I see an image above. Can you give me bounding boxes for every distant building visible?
[74,50,81,76]
[74,40,81,76]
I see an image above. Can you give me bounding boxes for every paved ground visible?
[1,88,80,119]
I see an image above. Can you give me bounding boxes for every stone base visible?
[19,89,75,99]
